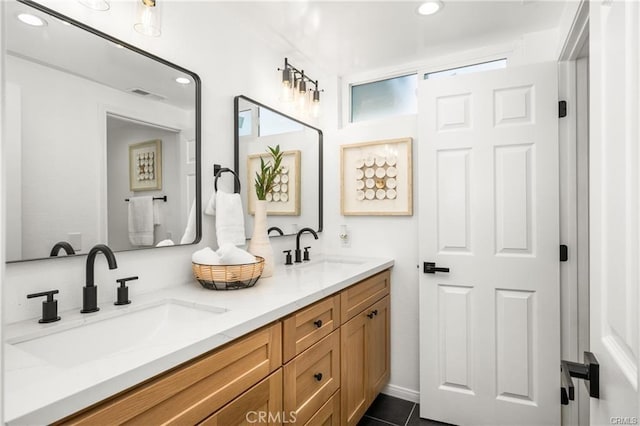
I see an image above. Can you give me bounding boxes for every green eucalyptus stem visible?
[254,145,283,200]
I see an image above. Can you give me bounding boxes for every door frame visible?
[557,1,590,424]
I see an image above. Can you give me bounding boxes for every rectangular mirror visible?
[5,0,201,262]
[234,96,322,237]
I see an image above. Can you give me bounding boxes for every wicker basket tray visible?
[192,256,265,290]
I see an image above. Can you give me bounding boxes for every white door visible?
[589,1,640,423]
[418,62,560,425]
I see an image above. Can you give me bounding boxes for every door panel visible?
[589,1,640,423]
[418,62,559,425]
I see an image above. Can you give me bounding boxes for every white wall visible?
[106,119,181,248]
[1,0,6,418]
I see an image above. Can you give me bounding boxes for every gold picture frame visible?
[247,150,301,216]
[341,137,413,216]
[129,139,162,192]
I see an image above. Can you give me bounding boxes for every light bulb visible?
[134,0,161,37]
[17,13,47,26]
[417,1,443,16]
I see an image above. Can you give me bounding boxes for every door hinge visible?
[559,100,567,118]
[561,352,600,405]
[560,245,568,262]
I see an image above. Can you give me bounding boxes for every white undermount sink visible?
[7,299,228,367]
[294,256,368,269]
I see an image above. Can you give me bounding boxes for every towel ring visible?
[214,168,241,193]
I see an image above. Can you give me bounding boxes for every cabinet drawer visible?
[284,329,340,426]
[305,390,340,426]
[199,369,283,426]
[341,270,390,323]
[58,322,282,425]
[283,294,340,363]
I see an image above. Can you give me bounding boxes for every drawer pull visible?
[314,373,323,382]
[367,309,378,319]
[313,319,323,328]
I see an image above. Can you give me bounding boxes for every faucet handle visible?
[115,276,138,306]
[303,246,311,261]
[27,290,61,323]
[283,250,293,266]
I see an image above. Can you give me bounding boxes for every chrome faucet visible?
[82,244,118,313]
[295,228,318,263]
[49,241,76,257]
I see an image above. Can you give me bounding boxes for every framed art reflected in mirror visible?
[129,140,163,192]
[247,150,300,216]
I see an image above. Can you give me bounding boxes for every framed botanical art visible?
[341,137,413,216]
[247,149,301,216]
[129,139,162,192]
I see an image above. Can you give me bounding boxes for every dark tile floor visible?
[358,394,457,426]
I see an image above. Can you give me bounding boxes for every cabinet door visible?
[341,312,368,426]
[199,369,283,426]
[367,295,390,399]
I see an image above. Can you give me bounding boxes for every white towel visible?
[128,196,154,246]
[155,239,174,247]
[192,247,221,265]
[217,243,256,265]
[215,191,246,246]
[180,200,197,244]
[204,187,216,216]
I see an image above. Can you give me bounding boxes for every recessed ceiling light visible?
[17,13,47,27]
[175,77,191,85]
[417,1,443,16]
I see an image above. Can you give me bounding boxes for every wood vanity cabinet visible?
[55,269,391,426]
[56,323,282,425]
[340,272,391,426]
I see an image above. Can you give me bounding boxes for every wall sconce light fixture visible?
[278,58,323,117]
[134,0,161,37]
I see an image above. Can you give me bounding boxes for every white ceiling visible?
[6,0,569,101]
[223,0,569,76]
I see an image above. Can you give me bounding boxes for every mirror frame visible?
[7,0,202,263]
[234,95,323,235]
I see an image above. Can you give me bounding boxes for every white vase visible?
[247,200,275,278]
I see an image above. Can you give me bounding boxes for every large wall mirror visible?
[235,96,322,238]
[5,0,201,262]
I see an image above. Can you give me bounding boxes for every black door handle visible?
[423,262,450,274]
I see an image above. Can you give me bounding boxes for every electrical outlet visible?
[339,225,350,248]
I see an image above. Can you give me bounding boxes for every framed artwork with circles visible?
[340,137,413,215]
[247,149,301,216]
[129,139,162,192]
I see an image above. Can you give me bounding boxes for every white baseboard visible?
[381,384,420,403]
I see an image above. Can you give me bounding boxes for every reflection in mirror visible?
[5,0,201,262]
[235,96,322,238]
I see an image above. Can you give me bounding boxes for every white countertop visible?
[4,255,393,425]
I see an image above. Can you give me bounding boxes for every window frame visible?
[341,49,511,127]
